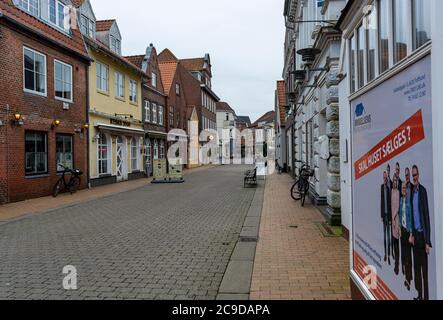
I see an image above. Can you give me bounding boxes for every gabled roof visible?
[0,0,89,60]
[276,80,287,126]
[96,19,115,32]
[216,102,235,114]
[237,116,251,126]
[180,58,205,72]
[158,61,178,95]
[251,111,275,127]
[158,48,179,62]
[71,0,86,7]
[85,37,146,76]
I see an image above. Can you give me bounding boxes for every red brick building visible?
[0,0,90,204]
[126,44,168,177]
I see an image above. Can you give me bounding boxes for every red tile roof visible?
[96,20,115,32]
[276,80,286,126]
[158,48,179,62]
[158,61,178,95]
[71,0,85,8]
[0,0,89,59]
[125,55,145,69]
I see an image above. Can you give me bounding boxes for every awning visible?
[96,123,145,136]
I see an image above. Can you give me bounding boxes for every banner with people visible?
[351,55,436,300]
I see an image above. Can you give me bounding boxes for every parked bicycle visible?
[290,160,314,207]
[52,165,83,197]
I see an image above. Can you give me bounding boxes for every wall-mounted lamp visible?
[52,119,61,129]
[12,113,24,126]
[82,123,90,131]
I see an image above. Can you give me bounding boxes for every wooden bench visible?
[244,167,258,188]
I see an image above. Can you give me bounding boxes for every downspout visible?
[85,64,91,189]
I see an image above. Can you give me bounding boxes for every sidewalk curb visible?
[216,178,265,300]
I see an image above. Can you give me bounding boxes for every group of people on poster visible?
[380,162,432,300]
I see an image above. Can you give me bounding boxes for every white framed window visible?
[153,140,159,160]
[145,139,152,165]
[151,72,157,88]
[23,47,47,96]
[96,61,109,92]
[152,103,157,124]
[176,83,180,95]
[114,72,125,98]
[131,137,139,171]
[80,14,95,38]
[412,0,431,50]
[144,101,151,122]
[48,0,69,31]
[129,80,137,103]
[169,106,174,127]
[357,24,365,89]
[160,140,165,159]
[366,6,377,83]
[98,133,110,175]
[393,0,410,64]
[349,34,356,93]
[54,59,73,102]
[158,106,164,126]
[110,35,121,55]
[16,0,39,16]
[378,0,390,74]
[56,134,73,172]
[25,131,48,176]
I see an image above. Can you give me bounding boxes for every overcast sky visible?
[91,0,285,123]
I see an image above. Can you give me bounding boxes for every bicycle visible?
[52,165,83,197]
[290,160,314,207]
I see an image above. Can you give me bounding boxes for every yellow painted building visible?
[84,29,146,187]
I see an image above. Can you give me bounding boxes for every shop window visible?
[160,141,165,159]
[131,138,139,171]
[146,140,152,166]
[153,140,159,160]
[378,0,390,73]
[98,133,109,175]
[393,0,409,64]
[25,131,48,176]
[56,134,73,172]
[412,0,431,50]
[24,47,47,95]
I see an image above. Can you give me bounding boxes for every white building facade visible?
[337,0,443,300]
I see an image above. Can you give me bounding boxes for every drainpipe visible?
[85,64,91,189]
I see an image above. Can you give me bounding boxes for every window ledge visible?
[130,102,138,107]
[24,89,47,98]
[25,174,50,179]
[115,96,126,102]
[55,97,73,104]
[97,90,110,97]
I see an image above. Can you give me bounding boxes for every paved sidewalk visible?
[250,173,351,300]
[0,165,213,223]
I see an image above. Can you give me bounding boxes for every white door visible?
[116,137,127,182]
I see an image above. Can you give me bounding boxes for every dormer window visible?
[15,0,39,16]
[110,35,121,55]
[49,0,69,31]
[80,14,95,38]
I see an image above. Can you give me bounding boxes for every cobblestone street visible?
[0,166,255,300]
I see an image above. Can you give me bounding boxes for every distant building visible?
[216,101,237,162]
[275,81,287,172]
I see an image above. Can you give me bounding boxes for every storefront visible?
[337,0,442,300]
[144,131,167,177]
[89,114,145,187]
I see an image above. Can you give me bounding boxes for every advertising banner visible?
[351,55,435,300]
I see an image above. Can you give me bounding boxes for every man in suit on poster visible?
[381,171,392,265]
[410,165,432,300]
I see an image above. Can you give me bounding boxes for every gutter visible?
[0,12,92,63]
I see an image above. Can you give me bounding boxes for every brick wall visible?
[0,21,89,203]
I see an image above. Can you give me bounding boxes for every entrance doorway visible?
[116,136,127,182]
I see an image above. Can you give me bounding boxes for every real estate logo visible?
[354,103,372,131]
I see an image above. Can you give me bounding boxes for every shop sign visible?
[110,118,131,127]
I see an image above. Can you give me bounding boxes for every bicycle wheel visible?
[68,176,81,194]
[52,179,64,198]
[300,179,310,207]
[291,180,303,201]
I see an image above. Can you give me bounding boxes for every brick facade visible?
[0,18,89,204]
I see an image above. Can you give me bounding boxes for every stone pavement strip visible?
[250,173,351,300]
[0,165,255,300]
